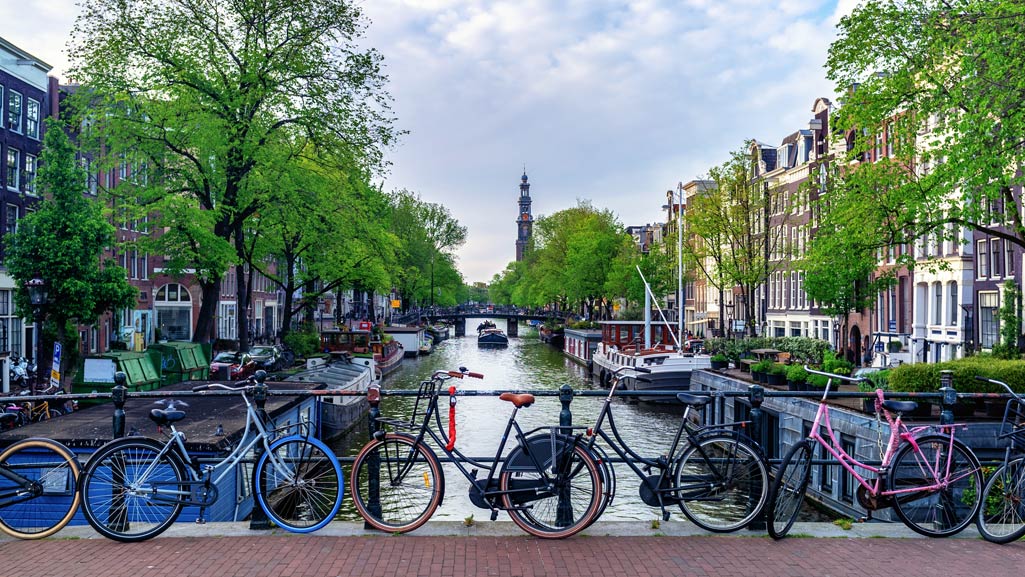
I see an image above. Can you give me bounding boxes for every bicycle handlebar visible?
[803,365,867,385]
[192,371,268,393]
[975,375,1022,398]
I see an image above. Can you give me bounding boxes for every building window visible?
[934,283,942,325]
[949,282,958,327]
[980,292,999,349]
[1008,243,1016,276]
[992,239,1002,278]
[7,90,22,132]
[23,155,36,194]
[978,240,989,278]
[6,148,19,191]
[25,99,40,139]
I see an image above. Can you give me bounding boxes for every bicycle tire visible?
[0,437,81,539]
[45,409,62,421]
[350,433,443,533]
[80,437,188,542]
[254,436,343,532]
[675,434,769,533]
[500,441,603,538]
[977,457,1025,544]
[888,434,982,537]
[766,439,812,540]
[586,442,617,526]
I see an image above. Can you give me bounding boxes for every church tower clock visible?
[515,171,533,261]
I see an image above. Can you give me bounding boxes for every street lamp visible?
[25,276,47,385]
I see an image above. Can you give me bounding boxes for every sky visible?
[2,0,857,284]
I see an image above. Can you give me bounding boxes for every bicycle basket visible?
[999,396,1025,447]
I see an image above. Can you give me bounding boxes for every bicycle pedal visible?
[490,511,498,521]
[662,511,670,522]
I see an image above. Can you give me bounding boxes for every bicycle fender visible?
[502,432,579,473]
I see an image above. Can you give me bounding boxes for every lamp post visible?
[25,276,48,386]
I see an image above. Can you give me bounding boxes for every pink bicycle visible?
[767,367,982,539]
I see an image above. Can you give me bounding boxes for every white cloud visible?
[9,0,847,282]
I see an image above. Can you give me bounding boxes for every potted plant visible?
[766,363,787,386]
[710,353,729,370]
[786,364,808,391]
[750,359,771,383]
[887,340,903,353]
[857,369,888,413]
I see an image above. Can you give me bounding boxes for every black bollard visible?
[111,371,128,439]
[556,384,575,527]
[559,384,574,433]
[365,383,383,529]
[249,377,272,530]
[747,384,767,531]
[939,370,956,426]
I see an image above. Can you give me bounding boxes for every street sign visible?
[50,342,62,388]
[888,319,896,332]
[391,299,401,309]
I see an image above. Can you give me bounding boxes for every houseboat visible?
[320,328,404,378]
[383,325,427,358]
[539,325,565,350]
[591,319,711,401]
[563,326,602,366]
[477,321,509,347]
[286,357,375,440]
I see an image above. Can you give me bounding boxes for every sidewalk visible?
[4,522,1025,577]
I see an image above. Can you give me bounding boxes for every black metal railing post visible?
[109,371,129,532]
[747,384,766,531]
[249,378,271,530]
[111,371,128,439]
[939,370,956,426]
[365,383,382,529]
[557,384,575,527]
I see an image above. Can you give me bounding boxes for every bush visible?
[857,370,890,392]
[888,357,1025,394]
[703,336,830,365]
[770,363,789,376]
[822,350,853,377]
[751,359,774,373]
[283,324,321,359]
[786,364,808,383]
[710,353,728,362]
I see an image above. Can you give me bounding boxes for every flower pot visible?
[710,359,728,370]
[766,372,785,386]
[787,380,806,392]
[752,370,765,383]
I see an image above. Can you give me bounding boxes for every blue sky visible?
[5,0,856,283]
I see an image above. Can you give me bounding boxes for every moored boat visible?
[477,321,509,347]
[320,328,404,378]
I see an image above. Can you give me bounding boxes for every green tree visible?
[389,191,467,309]
[68,0,398,347]
[5,118,137,380]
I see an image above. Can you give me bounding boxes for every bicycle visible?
[767,366,982,539]
[584,366,769,532]
[973,376,1025,544]
[349,367,604,538]
[0,437,81,539]
[79,370,343,542]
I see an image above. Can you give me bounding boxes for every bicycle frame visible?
[803,370,971,502]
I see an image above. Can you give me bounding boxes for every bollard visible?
[111,371,128,439]
[747,384,767,531]
[939,370,956,426]
[365,383,382,529]
[249,378,272,530]
[556,384,575,527]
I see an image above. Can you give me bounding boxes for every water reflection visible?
[334,319,690,523]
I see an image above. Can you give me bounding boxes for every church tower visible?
[515,170,533,261]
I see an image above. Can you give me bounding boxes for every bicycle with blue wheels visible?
[79,370,343,542]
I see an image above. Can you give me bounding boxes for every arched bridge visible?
[391,308,573,337]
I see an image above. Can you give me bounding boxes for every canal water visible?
[333,318,695,523]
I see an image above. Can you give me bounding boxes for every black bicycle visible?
[584,367,769,532]
[974,376,1025,544]
[349,367,604,538]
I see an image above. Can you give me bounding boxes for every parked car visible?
[210,351,256,380]
[249,345,283,371]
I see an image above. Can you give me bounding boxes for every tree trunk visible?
[193,279,221,343]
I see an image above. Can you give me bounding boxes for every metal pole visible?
[677,183,684,349]
[110,371,128,531]
[938,370,955,425]
[556,384,574,527]
[365,383,382,528]
[249,378,272,530]
[111,371,128,439]
[747,384,766,531]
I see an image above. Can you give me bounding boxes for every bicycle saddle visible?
[881,399,918,414]
[675,393,711,408]
[149,408,187,426]
[499,392,535,408]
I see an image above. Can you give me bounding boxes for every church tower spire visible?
[515,170,533,261]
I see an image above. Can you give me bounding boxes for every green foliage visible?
[786,364,808,383]
[751,359,774,374]
[994,280,1022,359]
[769,363,789,376]
[704,336,830,365]
[822,350,853,377]
[5,118,136,375]
[857,370,890,393]
[283,324,321,359]
[888,358,1025,394]
[389,190,467,308]
[710,353,728,363]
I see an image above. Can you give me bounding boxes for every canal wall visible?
[692,370,1003,521]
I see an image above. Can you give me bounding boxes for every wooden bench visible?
[739,359,758,373]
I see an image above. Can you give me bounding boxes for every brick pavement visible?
[4,533,1025,577]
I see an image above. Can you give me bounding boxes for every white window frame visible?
[7,89,22,133]
[23,154,36,194]
[6,147,19,191]
[25,98,40,139]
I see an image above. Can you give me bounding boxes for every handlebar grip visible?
[975,375,992,382]
[446,371,465,378]
[466,372,484,379]
[192,384,210,392]
[634,367,652,374]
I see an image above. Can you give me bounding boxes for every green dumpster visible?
[73,350,162,404]
[146,341,210,384]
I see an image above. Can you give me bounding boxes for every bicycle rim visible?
[81,439,186,542]
[501,443,602,538]
[977,458,1025,544]
[767,440,812,540]
[350,434,442,533]
[0,438,81,539]
[676,435,768,533]
[255,437,343,532]
[889,435,982,537]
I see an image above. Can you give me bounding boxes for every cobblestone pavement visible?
[4,523,1025,577]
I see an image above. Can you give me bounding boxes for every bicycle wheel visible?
[675,434,768,533]
[45,409,62,421]
[500,442,603,538]
[586,443,617,526]
[977,458,1025,544]
[80,438,188,542]
[254,436,343,532]
[350,433,443,533]
[766,439,813,540]
[0,438,81,539]
[888,434,982,537]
